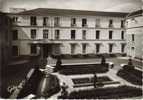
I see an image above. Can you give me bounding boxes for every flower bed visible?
[59,63,109,75]
[72,76,112,84]
[72,76,120,88]
[58,86,142,99]
[117,68,142,85]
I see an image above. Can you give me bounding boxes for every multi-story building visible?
[9,8,127,58]
[126,9,143,60]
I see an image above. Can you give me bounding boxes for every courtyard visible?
[1,56,142,99]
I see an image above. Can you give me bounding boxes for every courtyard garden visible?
[117,65,142,85]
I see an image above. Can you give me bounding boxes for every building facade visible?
[126,10,143,60]
[9,8,127,58]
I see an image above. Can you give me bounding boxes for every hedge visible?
[59,63,109,75]
[117,69,142,85]
[58,86,142,99]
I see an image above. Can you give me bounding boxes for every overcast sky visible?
[1,0,142,12]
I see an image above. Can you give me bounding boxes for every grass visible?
[72,76,112,84]
[117,66,142,85]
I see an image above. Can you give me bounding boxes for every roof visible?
[126,9,143,18]
[16,8,128,17]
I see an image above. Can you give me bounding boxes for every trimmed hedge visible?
[59,63,109,75]
[72,76,114,88]
[72,76,112,84]
[117,68,142,85]
[52,53,127,59]
[59,86,142,99]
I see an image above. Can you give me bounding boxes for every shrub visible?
[61,54,72,59]
[109,54,116,57]
[101,56,106,64]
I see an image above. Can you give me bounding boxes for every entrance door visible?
[43,44,52,58]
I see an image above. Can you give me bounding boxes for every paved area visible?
[49,57,142,69]
[49,67,142,99]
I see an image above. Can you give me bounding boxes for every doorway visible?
[43,44,52,58]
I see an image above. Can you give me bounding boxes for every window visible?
[82,18,87,27]
[121,20,124,28]
[43,17,49,26]
[109,19,113,28]
[12,30,18,40]
[109,31,113,39]
[71,18,76,27]
[96,44,100,53]
[131,47,135,50]
[82,44,86,54]
[82,30,86,40]
[71,30,76,39]
[55,30,60,39]
[121,31,124,40]
[31,29,36,39]
[54,17,60,26]
[31,45,37,54]
[12,46,18,56]
[95,18,100,27]
[43,30,49,39]
[71,44,76,54]
[30,16,37,26]
[132,34,135,41]
[109,44,113,53]
[96,30,100,39]
[121,44,125,53]
[12,17,18,22]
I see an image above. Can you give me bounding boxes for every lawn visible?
[72,76,112,84]
[117,66,142,85]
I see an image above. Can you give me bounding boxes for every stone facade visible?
[9,8,127,57]
[126,10,143,60]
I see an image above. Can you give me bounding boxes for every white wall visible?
[11,14,126,55]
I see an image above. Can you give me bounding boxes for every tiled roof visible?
[17,8,128,17]
[126,9,143,18]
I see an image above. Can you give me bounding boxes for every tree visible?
[93,73,97,88]
[101,56,106,64]
[128,58,133,66]
[55,56,62,71]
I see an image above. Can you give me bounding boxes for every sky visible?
[1,0,142,12]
